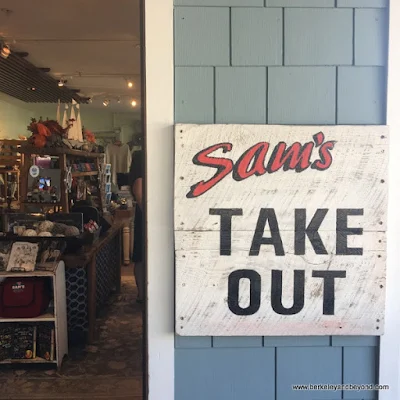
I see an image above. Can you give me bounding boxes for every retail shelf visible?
[0,268,57,277]
[0,357,57,364]
[0,312,55,323]
[72,171,98,177]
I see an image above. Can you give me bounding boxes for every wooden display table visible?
[62,220,123,344]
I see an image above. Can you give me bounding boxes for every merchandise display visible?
[0,139,24,209]
[19,146,105,214]
[0,133,128,368]
[0,261,68,367]
[105,142,131,186]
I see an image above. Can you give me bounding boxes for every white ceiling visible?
[0,0,142,111]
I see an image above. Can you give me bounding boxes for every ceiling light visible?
[0,44,10,59]
[131,100,137,107]
[127,80,133,88]
[103,99,109,107]
[88,97,93,104]
[58,79,64,87]
[117,97,121,104]
[27,87,36,91]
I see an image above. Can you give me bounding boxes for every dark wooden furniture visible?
[19,146,105,213]
[0,139,23,208]
[62,220,123,344]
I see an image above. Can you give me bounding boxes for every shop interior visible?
[0,1,144,399]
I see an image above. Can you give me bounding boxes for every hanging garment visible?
[56,99,61,125]
[105,143,132,185]
[75,103,83,142]
[68,103,79,141]
[62,104,69,129]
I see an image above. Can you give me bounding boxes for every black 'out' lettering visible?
[271,270,305,315]
[228,270,261,316]
[312,270,346,315]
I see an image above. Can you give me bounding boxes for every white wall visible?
[379,0,400,398]
[0,97,141,143]
[145,0,175,399]
[0,93,34,139]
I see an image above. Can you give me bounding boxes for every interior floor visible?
[0,266,143,400]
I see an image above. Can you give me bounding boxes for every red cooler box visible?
[0,278,51,318]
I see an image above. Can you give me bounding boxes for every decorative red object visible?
[83,128,96,143]
[27,117,74,148]
[36,123,51,137]
[0,278,51,318]
[30,134,46,148]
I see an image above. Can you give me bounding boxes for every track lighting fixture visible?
[58,79,66,87]
[0,43,10,59]
[117,97,121,104]
[88,97,93,104]
[103,99,109,107]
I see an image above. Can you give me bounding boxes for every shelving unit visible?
[0,139,23,208]
[0,261,68,369]
[19,146,105,213]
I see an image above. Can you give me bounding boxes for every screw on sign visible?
[175,124,388,336]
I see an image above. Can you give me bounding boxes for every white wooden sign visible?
[175,124,388,336]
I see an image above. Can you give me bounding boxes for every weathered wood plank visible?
[174,124,388,336]
[176,251,385,336]
[175,125,388,232]
[175,231,386,253]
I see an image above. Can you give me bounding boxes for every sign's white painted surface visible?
[175,124,388,336]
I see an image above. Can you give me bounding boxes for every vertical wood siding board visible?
[352,8,356,65]
[282,8,285,66]
[213,67,216,124]
[355,8,388,66]
[174,7,230,66]
[343,347,377,399]
[337,66,386,124]
[266,67,269,123]
[331,336,379,347]
[175,335,213,348]
[175,0,264,6]
[276,347,342,399]
[175,348,275,400]
[268,66,336,124]
[284,8,353,66]
[335,66,339,124]
[215,67,267,123]
[231,8,283,66]
[265,0,334,6]
[174,67,215,123]
[213,336,263,347]
[336,0,388,8]
[263,336,331,347]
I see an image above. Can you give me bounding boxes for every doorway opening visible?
[0,1,147,399]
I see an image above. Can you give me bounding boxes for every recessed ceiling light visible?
[131,100,137,107]
[127,80,133,88]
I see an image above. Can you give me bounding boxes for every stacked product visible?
[104,164,112,205]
